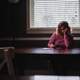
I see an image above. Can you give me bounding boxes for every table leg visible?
[4,48,16,80]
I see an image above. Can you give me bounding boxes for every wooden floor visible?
[0,75,80,80]
[0,61,80,80]
[0,65,80,80]
[0,66,80,80]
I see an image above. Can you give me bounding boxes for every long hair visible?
[56,21,71,35]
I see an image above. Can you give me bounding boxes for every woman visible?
[48,21,73,49]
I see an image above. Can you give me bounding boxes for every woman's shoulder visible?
[50,32,60,39]
[53,32,61,37]
[52,32,58,35]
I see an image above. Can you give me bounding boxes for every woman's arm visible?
[64,33,69,48]
[64,32,73,48]
[48,43,55,48]
[48,32,56,48]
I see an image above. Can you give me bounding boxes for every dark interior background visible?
[0,0,80,48]
[1,0,80,76]
[0,0,26,37]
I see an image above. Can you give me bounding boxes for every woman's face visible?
[59,26,66,34]
[59,26,70,35]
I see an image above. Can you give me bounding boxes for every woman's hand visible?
[48,43,55,48]
[64,28,68,34]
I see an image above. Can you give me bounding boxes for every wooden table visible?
[15,48,80,76]
[15,47,80,54]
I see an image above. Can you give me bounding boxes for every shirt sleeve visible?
[68,34,74,48]
[48,32,56,44]
[64,33,74,48]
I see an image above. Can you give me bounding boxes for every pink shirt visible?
[48,32,73,49]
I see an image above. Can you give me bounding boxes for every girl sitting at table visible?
[48,21,74,49]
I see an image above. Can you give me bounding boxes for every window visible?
[27,0,80,33]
